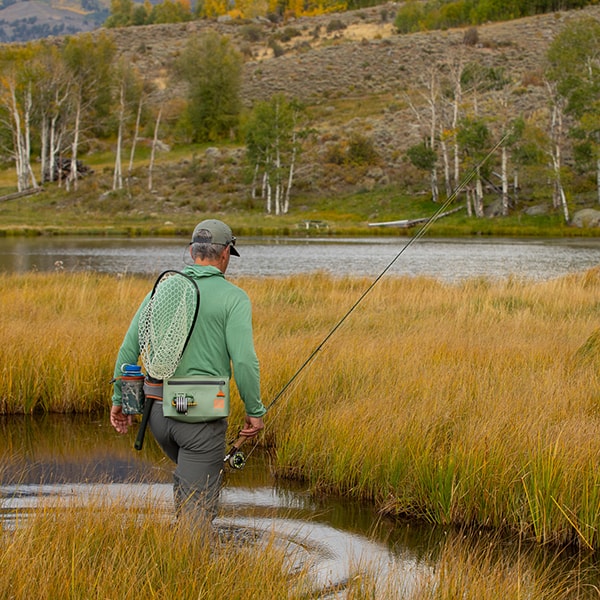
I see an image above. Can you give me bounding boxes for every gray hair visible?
[190,228,227,260]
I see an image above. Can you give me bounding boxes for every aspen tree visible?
[112,61,143,191]
[245,94,307,215]
[547,17,600,207]
[62,33,115,191]
[0,44,40,192]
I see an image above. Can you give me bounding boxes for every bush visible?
[240,24,264,42]
[268,38,285,57]
[326,19,347,33]
[463,27,478,46]
[347,134,379,166]
[278,27,301,42]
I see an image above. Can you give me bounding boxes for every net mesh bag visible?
[138,271,199,380]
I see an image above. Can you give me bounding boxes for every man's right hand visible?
[110,405,133,434]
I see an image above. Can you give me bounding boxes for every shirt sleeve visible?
[225,292,266,418]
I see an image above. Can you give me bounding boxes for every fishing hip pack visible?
[162,376,230,423]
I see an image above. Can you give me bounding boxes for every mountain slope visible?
[0,0,106,42]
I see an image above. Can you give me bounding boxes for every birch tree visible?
[148,106,162,192]
[245,94,307,215]
[32,44,73,184]
[547,17,600,207]
[112,61,143,191]
[444,50,466,191]
[404,64,441,202]
[457,117,490,217]
[62,33,115,191]
[0,45,40,192]
[545,79,569,222]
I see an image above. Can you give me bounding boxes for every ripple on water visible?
[0,482,428,597]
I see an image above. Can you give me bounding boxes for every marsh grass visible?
[0,492,305,599]
[405,529,599,600]
[3,269,600,548]
[3,494,591,600]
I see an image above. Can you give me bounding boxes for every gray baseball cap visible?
[191,219,240,256]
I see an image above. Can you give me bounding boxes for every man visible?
[110,219,266,523]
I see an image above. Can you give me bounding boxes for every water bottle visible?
[120,363,145,415]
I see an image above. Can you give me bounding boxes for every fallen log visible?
[368,204,465,228]
[0,187,44,203]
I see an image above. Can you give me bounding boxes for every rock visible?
[571,209,600,228]
[522,203,550,216]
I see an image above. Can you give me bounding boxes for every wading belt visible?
[143,376,163,402]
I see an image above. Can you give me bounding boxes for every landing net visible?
[138,270,200,380]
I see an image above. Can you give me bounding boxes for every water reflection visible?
[1,236,600,281]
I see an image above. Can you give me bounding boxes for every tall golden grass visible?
[0,496,591,599]
[0,495,306,599]
[2,269,600,548]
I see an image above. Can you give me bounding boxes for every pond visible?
[1,235,600,281]
[3,235,600,595]
[2,414,600,596]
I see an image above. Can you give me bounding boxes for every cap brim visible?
[230,245,240,257]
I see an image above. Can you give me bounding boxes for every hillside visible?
[0,0,106,41]
[1,4,598,227]
[89,4,600,206]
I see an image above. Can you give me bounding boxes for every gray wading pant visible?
[149,401,227,523]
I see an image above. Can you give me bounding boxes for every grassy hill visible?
[1,4,600,236]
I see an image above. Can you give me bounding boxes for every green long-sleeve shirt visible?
[112,265,266,418]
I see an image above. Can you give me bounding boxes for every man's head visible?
[190,219,240,263]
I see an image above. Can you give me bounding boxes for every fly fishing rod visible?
[224,133,509,469]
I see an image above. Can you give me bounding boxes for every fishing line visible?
[226,133,509,465]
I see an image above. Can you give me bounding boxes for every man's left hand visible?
[240,415,264,438]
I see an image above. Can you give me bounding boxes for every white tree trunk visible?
[40,118,48,184]
[113,83,125,191]
[128,96,143,181]
[67,97,82,191]
[9,83,37,192]
[501,144,509,216]
[596,156,600,205]
[251,162,259,200]
[148,107,162,192]
[24,85,36,189]
[274,146,282,216]
[264,172,272,214]
[284,136,296,214]
[475,167,484,217]
[439,136,452,197]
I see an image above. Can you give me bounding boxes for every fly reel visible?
[228,449,246,470]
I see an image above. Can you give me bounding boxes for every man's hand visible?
[240,415,264,438]
[110,405,133,434]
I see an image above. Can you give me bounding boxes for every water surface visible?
[1,236,600,281]
[2,415,599,596]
